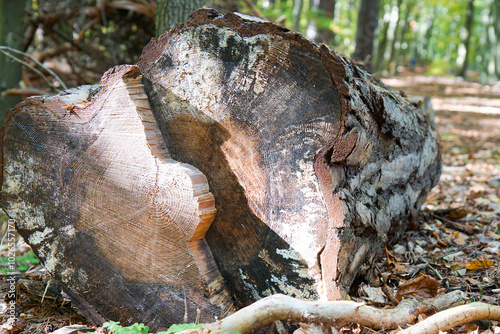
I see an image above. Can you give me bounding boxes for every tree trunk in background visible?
[457,0,475,78]
[387,0,403,71]
[209,0,239,13]
[1,10,442,333]
[481,4,493,82]
[393,0,414,73]
[352,0,381,70]
[374,8,391,73]
[306,0,335,45]
[346,0,355,23]
[492,0,500,79]
[421,7,436,61]
[155,0,204,37]
[292,0,304,31]
[0,0,27,126]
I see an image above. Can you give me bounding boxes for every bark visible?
[1,9,441,332]
[457,0,475,78]
[374,10,391,73]
[0,0,27,125]
[392,0,414,73]
[155,0,204,37]
[492,0,500,79]
[292,0,304,31]
[352,0,381,69]
[387,0,404,70]
[208,0,239,13]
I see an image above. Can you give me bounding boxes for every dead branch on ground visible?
[173,291,479,333]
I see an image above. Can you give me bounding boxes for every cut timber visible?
[1,9,441,332]
[1,65,233,330]
[137,9,441,302]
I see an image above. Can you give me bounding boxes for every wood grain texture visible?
[138,9,441,302]
[139,10,342,305]
[1,65,230,330]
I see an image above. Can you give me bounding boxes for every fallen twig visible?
[429,212,482,235]
[400,302,500,334]
[176,291,466,333]
[0,46,68,90]
[1,88,46,97]
[242,0,266,19]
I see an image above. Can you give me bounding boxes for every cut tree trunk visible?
[1,9,441,332]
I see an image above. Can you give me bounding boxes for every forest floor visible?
[0,72,500,334]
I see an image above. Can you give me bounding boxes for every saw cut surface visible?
[1,65,220,327]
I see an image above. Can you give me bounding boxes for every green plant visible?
[425,59,452,76]
[103,322,149,334]
[161,323,204,334]
[0,250,40,274]
[89,321,206,334]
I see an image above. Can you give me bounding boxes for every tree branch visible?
[0,46,68,90]
[177,291,466,334]
[400,302,500,334]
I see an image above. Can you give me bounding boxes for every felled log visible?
[0,9,441,331]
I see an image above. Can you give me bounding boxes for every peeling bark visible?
[1,9,441,331]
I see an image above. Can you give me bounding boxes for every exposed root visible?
[176,291,474,333]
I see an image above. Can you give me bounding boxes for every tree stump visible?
[1,9,441,331]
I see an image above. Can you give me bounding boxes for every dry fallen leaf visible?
[395,274,439,301]
[445,207,471,220]
[465,258,494,270]
[457,322,478,333]
[358,284,387,304]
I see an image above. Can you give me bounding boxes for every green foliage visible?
[0,250,40,274]
[162,323,205,334]
[425,59,452,76]
[102,322,149,334]
[90,321,206,334]
[243,0,496,79]
[15,251,40,271]
[250,0,295,27]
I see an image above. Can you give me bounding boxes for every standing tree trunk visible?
[491,0,500,79]
[374,8,391,73]
[0,0,27,126]
[1,9,441,332]
[305,0,335,45]
[155,0,204,37]
[292,0,304,31]
[386,0,403,71]
[481,4,493,82]
[351,0,381,70]
[457,0,475,78]
[392,0,415,73]
[421,6,437,61]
